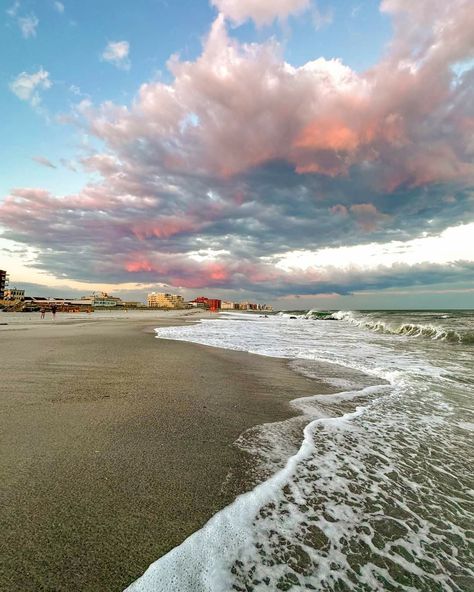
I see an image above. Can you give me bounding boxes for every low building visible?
[237,301,272,311]
[4,287,25,301]
[148,292,185,309]
[188,300,208,309]
[81,292,122,308]
[221,300,236,310]
[119,301,146,309]
[69,299,94,309]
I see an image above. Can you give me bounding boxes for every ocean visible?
[127,310,473,592]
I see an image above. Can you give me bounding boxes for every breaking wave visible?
[330,311,474,344]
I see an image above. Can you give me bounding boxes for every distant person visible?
[40,307,46,319]
[51,304,58,319]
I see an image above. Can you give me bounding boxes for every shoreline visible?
[0,312,331,591]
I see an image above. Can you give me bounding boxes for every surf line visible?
[126,380,389,592]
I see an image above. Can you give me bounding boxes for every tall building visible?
[0,270,8,300]
[148,292,185,309]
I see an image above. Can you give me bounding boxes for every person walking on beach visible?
[51,304,57,320]
[40,307,46,319]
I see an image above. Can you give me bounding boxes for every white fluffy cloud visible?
[9,68,52,106]
[101,40,131,70]
[83,7,474,187]
[211,0,311,26]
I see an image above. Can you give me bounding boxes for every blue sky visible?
[0,0,473,307]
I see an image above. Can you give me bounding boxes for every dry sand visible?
[0,311,324,591]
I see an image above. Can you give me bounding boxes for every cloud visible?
[9,68,52,106]
[211,0,311,26]
[18,13,39,38]
[59,158,78,172]
[101,40,131,70]
[1,0,473,297]
[6,3,39,38]
[54,1,64,13]
[6,1,20,17]
[312,2,333,30]
[32,156,57,169]
[349,203,391,232]
[273,223,474,272]
[81,9,474,187]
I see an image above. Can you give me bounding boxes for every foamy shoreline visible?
[131,312,473,591]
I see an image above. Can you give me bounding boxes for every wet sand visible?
[0,312,323,591]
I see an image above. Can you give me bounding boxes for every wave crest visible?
[330,311,473,344]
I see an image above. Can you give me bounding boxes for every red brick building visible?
[191,296,222,311]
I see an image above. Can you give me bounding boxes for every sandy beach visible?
[0,311,323,591]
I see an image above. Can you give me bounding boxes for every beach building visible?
[81,292,122,308]
[19,297,94,312]
[237,301,272,311]
[148,292,185,309]
[207,299,221,311]
[4,287,24,301]
[188,300,208,309]
[64,299,93,311]
[190,296,221,311]
[0,270,8,300]
[221,301,236,310]
[120,301,146,309]
[189,296,222,311]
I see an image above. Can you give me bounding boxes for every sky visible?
[0,0,473,309]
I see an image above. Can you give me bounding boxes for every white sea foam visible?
[127,404,368,592]
[126,312,474,591]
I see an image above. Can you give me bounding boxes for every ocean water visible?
[127,310,474,592]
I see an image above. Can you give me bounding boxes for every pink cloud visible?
[124,254,233,288]
[76,5,474,191]
[122,249,287,289]
[350,203,391,232]
[130,217,201,240]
